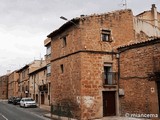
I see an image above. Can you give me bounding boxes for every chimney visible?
[151,4,158,27]
[7,70,11,74]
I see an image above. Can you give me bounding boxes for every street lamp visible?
[60,16,68,21]
[60,16,79,28]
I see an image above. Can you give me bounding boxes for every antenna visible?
[123,0,127,9]
[119,0,127,9]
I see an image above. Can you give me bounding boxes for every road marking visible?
[0,113,8,120]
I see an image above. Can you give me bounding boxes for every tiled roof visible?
[117,38,160,52]
[47,9,132,38]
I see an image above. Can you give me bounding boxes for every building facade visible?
[118,38,160,118]
[17,60,45,98]
[46,3,160,119]
[136,4,160,28]
[47,7,160,119]
[44,38,51,105]
[8,71,19,98]
[0,74,8,99]
[29,65,50,106]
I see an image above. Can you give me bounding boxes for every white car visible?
[20,98,37,108]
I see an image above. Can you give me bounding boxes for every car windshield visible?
[24,99,34,101]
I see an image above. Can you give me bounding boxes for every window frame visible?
[47,64,51,76]
[60,34,68,48]
[101,29,112,42]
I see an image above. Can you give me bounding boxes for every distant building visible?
[44,38,51,105]
[8,70,19,98]
[136,4,160,28]
[0,74,8,99]
[17,60,46,98]
[29,65,50,106]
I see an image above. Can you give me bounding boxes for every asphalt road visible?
[0,101,51,120]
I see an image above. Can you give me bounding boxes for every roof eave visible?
[47,18,80,38]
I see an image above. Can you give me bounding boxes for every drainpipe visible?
[34,76,35,100]
[49,82,51,105]
[116,53,120,116]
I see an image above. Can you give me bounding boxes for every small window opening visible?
[101,30,112,42]
[60,64,64,73]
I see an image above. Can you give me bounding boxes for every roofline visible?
[117,38,160,53]
[47,18,80,38]
[44,38,51,47]
[136,10,160,17]
[47,9,132,38]
[16,65,29,72]
[29,65,47,75]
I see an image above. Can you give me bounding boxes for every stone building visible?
[118,38,160,118]
[17,60,45,98]
[136,4,160,28]
[29,65,50,106]
[0,74,8,99]
[44,38,51,105]
[47,5,160,120]
[8,70,19,98]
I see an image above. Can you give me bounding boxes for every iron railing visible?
[102,72,118,85]
[51,104,73,119]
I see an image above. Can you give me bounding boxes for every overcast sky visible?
[0,0,160,75]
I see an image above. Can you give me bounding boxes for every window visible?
[44,70,46,75]
[60,64,64,73]
[101,29,112,42]
[104,66,113,85]
[46,45,51,55]
[47,64,51,76]
[22,70,25,78]
[61,36,67,47]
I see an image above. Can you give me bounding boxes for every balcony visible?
[39,84,48,92]
[103,72,118,85]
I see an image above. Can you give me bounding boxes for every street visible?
[0,100,51,120]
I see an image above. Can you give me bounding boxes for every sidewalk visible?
[43,114,152,120]
[39,104,51,111]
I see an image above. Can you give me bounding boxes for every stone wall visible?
[80,52,118,119]
[119,40,160,117]
[51,53,82,118]
[80,9,135,51]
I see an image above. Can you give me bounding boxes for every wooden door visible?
[157,81,160,111]
[103,91,116,116]
[41,93,44,104]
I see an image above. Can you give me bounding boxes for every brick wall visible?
[119,40,160,117]
[8,71,19,98]
[51,53,82,118]
[80,9,135,52]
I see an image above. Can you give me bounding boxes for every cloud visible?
[0,0,160,75]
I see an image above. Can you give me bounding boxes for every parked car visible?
[20,98,37,108]
[13,97,21,105]
[8,97,16,104]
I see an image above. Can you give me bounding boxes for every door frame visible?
[102,90,118,116]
